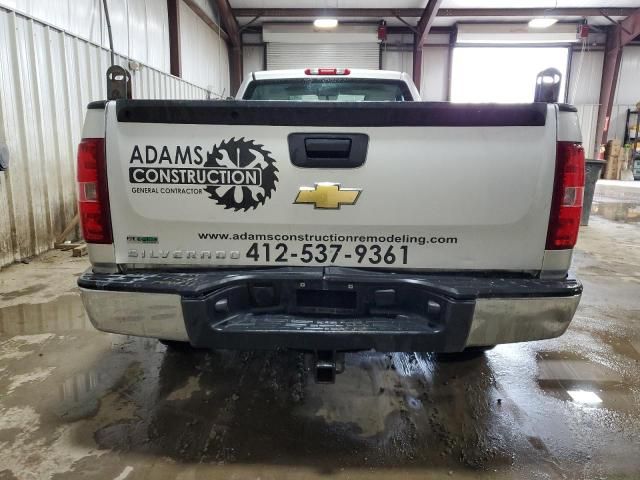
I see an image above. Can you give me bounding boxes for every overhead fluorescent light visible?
[528,18,558,28]
[314,18,338,29]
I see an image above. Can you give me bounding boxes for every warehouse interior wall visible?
[611,46,640,145]
[380,46,449,101]
[380,34,450,101]
[0,0,171,71]
[242,45,265,80]
[380,46,412,77]
[262,25,380,71]
[568,46,640,153]
[568,49,604,157]
[0,2,226,268]
[241,32,264,80]
[178,0,230,97]
[419,46,450,102]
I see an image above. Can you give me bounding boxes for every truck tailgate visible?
[105,100,556,271]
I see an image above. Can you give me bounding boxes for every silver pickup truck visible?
[77,68,584,379]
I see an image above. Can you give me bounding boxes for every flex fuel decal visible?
[128,137,278,211]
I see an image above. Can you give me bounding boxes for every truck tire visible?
[437,346,495,361]
[465,345,495,353]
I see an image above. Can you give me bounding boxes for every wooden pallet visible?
[55,213,79,244]
[54,214,87,257]
[72,243,88,257]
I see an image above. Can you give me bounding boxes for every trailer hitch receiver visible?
[313,351,345,384]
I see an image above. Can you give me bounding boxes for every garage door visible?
[267,43,379,70]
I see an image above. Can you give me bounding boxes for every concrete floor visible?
[1,205,639,480]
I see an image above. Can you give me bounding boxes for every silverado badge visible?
[294,183,362,209]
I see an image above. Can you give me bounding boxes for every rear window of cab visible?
[242,79,413,101]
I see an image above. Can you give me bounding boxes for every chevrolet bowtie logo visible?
[294,183,362,209]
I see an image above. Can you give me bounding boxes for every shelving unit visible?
[624,109,640,180]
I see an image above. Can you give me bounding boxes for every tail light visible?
[304,68,351,75]
[77,138,112,244]
[546,142,585,250]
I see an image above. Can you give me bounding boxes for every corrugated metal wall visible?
[0,0,171,72]
[267,43,380,70]
[0,6,211,268]
[243,44,265,80]
[179,0,230,97]
[420,47,449,101]
[380,39,450,101]
[611,46,640,144]
[568,49,603,155]
[380,46,412,76]
[569,46,640,154]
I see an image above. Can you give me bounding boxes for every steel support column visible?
[412,0,443,89]
[228,46,243,96]
[594,29,623,155]
[594,8,640,156]
[215,0,243,95]
[167,0,181,77]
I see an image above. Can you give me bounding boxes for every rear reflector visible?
[304,68,351,75]
[546,142,585,250]
[77,138,112,244]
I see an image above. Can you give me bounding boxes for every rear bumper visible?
[78,267,581,352]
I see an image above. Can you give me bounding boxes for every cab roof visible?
[252,69,407,81]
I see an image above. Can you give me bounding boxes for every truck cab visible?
[236,68,421,101]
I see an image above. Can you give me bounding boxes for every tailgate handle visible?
[305,138,351,158]
[288,133,368,168]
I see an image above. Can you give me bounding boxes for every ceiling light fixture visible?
[528,18,558,28]
[314,18,338,29]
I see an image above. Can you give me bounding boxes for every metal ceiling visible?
[230,1,640,26]
[231,0,640,8]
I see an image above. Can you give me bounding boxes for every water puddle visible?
[0,284,49,301]
[0,294,91,336]
[535,350,636,413]
[591,201,640,223]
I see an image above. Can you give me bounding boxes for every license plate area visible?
[296,289,357,315]
[195,279,467,330]
[182,277,476,352]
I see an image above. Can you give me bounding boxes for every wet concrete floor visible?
[0,206,639,479]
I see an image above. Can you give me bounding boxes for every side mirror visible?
[534,68,562,103]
